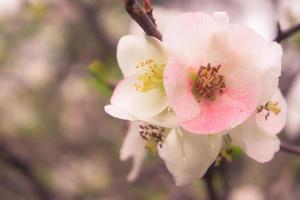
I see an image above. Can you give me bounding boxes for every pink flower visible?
[163,12,282,134]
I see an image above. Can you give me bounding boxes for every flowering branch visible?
[280,141,300,155]
[275,23,300,42]
[124,0,162,40]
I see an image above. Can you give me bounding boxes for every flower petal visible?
[255,89,287,135]
[120,121,146,182]
[111,75,168,119]
[104,104,135,121]
[163,57,201,120]
[213,12,229,25]
[230,118,280,163]
[158,128,222,185]
[225,25,282,104]
[117,35,167,77]
[163,12,219,67]
[145,109,179,128]
[181,68,261,134]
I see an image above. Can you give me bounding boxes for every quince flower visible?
[159,89,286,185]
[104,34,178,128]
[105,11,287,186]
[163,12,282,134]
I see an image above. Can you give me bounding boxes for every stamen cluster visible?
[134,59,165,93]
[257,101,281,120]
[139,123,166,154]
[192,63,225,101]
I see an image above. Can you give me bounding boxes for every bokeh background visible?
[0,0,300,199]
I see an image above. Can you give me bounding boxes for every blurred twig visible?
[124,0,162,40]
[0,138,53,200]
[68,0,115,58]
[280,141,300,155]
[275,23,300,43]
[204,167,218,200]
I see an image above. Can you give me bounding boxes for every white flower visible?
[105,11,287,186]
[120,121,147,182]
[158,128,222,185]
[158,90,286,186]
[104,34,178,128]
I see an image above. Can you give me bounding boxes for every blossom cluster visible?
[105,12,287,185]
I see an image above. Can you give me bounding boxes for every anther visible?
[257,101,281,120]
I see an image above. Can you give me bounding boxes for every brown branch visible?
[274,23,300,42]
[144,0,157,26]
[280,141,300,155]
[124,0,162,41]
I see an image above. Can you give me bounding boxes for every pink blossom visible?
[163,12,282,134]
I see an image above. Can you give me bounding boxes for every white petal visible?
[104,104,135,121]
[213,12,229,25]
[230,118,280,163]
[223,25,282,104]
[120,121,146,182]
[117,35,167,77]
[111,75,168,119]
[163,12,219,67]
[255,89,287,135]
[158,128,222,185]
[258,43,282,104]
[144,109,179,128]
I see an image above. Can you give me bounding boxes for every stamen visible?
[257,101,281,120]
[134,59,165,93]
[192,63,225,101]
[139,122,167,155]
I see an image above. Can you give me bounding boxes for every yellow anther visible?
[266,101,281,115]
[257,101,282,120]
[134,59,165,93]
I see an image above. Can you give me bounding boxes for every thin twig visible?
[144,0,157,26]
[68,0,115,58]
[274,23,300,42]
[124,0,162,40]
[280,141,300,155]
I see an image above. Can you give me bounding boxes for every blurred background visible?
[0,0,299,199]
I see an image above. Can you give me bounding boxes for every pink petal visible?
[163,12,219,67]
[163,57,201,120]
[181,68,261,134]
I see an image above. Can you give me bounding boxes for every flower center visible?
[257,101,281,120]
[139,122,167,155]
[134,59,165,93]
[192,63,226,101]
